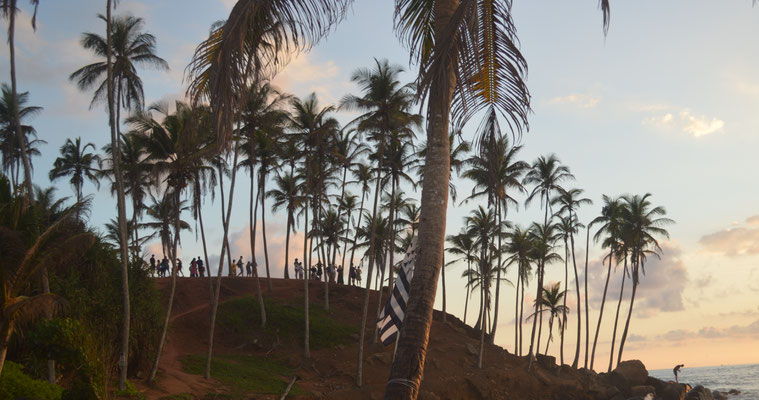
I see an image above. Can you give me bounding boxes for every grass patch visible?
[218,296,357,349]
[181,354,303,398]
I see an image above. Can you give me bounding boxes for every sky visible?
[2,0,759,371]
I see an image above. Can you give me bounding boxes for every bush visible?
[0,360,63,400]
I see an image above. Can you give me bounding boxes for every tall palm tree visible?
[338,192,359,279]
[589,195,623,371]
[523,154,573,366]
[49,137,100,205]
[504,226,533,356]
[552,187,590,367]
[527,283,568,355]
[526,220,562,363]
[71,9,167,389]
[347,162,373,279]
[446,230,476,324]
[268,172,303,280]
[0,84,42,193]
[615,193,672,366]
[555,215,576,365]
[141,192,191,259]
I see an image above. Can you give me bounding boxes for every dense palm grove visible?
[0,0,679,398]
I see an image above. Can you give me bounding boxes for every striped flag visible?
[376,236,417,346]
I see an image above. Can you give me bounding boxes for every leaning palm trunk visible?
[250,174,266,327]
[464,258,472,325]
[355,136,385,386]
[384,30,455,396]
[477,279,488,368]
[149,188,182,383]
[303,198,311,358]
[259,171,272,291]
[196,191,214,304]
[590,248,614,371]
[203,146,240,379]
[371,252,386,343]
[519,273,526,356]
[348,189,367,275]
[617,259,641,366]
[332,166,348,268]
[545,315,554,354]
[570,222,581,368]
[513,266,519,353]
[608,257,627,373]
[527,260,544,366]
[583,226,591,368]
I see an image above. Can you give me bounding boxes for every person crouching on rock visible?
[673,364,684,383]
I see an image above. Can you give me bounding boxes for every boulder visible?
[608,370,630,394]
[684,385,714,400]
[711,391,727,400]
[728,389,741,395]
[659,382,688,400]
[613,360,648,387]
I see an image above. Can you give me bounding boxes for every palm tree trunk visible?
[319,200,330,311]
[250,171,267,326]
[283,214,292,279]
[464,258,471,325]
[149,188,183,382]
[477,280,487,368]
[303,195,311,357]
[349,189,367,273]
[513,265,519,353]
[545,316,554,355]
[590,249,613,371]
[441,254,447,323]
[372,250,386,344]
[260,171,272,291]
[7,0,33,204]
[197,192,214,304]
[608,257,627,373]
[570,218,582,369]
[332,165,348,268]
[561,237,568,365]
[536,267,544,355]
[203,146,240,379]
[519,274,525,357]
[583,226,591,369]
[528,261,544,366]
[490,202,503,343]
[617,261,640,366]
[218,164,235,277]
[384,16,455,391]
[356,133,386,387]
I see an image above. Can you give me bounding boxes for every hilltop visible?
[139,277,686,399]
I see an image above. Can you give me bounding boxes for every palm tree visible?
[552,187,591,367]
[589,195,623,371]
[0,84,42,193]
[340,59,419,385]
[347,162,373,280]
[268,172,303,280]
[0,176,94,376]
[523,155,573,366]
[526,220,562,363]
[141,193,191,259]
[446,230,476,324]
[555,215,576,365]
[504,226,533,356]
[71,9,167,389]
[527,283,568,355]
[615,193,672,366]
[49,137,100,205]
[338,192,359,280]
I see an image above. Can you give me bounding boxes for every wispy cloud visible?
[642,108,725,138]
[547,93,601,109]
[699,216,759,256]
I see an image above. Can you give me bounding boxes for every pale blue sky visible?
[3,0,759,369]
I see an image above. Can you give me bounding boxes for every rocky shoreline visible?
[543,357,742,400]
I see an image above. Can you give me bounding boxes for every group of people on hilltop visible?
[292,258,362,286]
[148,254,364,286]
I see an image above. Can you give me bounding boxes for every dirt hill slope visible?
[138,277,638,400]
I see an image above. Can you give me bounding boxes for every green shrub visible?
[115,380,145,399]
[0,360,63,400]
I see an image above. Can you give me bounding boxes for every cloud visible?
[547,93,600,109]
[219,0,237,10]
[699,217,759,256]
[225,219,306,278]
[583,241,688,318]
[656,319,759,342]
[272,52,345,105]
[642,108,725,137]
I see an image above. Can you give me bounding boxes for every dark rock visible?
[728,389,741,395]
[645,376,667,394]
[613,360,649,387]
[608,370,630,395]
[684,385,714,400]
[629,385,655,397]
[660,382,688,400]
[537,354,556,370]
[711,390,727,400]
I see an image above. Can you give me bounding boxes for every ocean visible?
[649,364,759,399]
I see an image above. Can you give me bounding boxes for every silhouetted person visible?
[294,258,303,279]
[177,258,184,276]
[245,260,252,277]
[349,265,356,286]
[149,255,156,276]
[673,364,684,383]
[337,265,344,285]
[197,257,205,278]
[161,257,169,277]
[236,256,243,276]
[190,258,198,277]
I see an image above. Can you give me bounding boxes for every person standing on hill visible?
[197,257,205,278]
[245,260,252,277]
[161,257,169,277]
[316,262,323,281]
[673,364,684,383]
[177,258,184,276]
[337,265,344,285]
[294,258,303,279]
[190,258,197,277]
[349,265,356,286]
[236,256,244,277]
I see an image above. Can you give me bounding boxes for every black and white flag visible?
[376,236,417,346]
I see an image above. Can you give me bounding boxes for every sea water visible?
[649,363,759,399]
